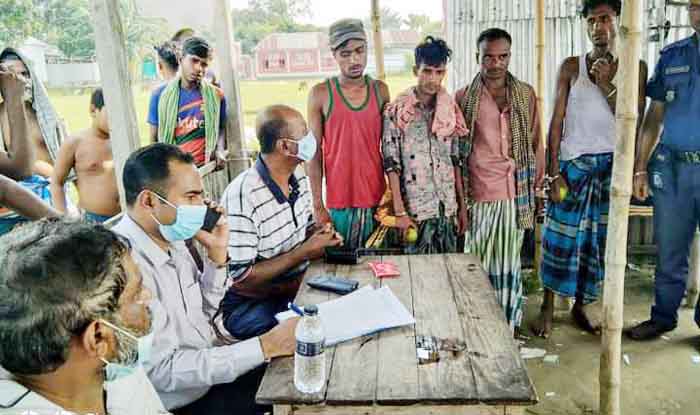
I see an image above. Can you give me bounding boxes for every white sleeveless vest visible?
[560,54,617,161]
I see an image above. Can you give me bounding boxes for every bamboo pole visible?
[370,0,386,81]
[599,1,643,414]
[213,0,250,179]
[89,0,141,212]
[535,0,546,138]
[534,0,546,279]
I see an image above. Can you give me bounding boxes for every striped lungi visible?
[541,153,612,304]
[0,174,52,236]
[466,199,525,330]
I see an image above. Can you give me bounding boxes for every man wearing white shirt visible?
[113,143,296,415]
[0,219,165,414]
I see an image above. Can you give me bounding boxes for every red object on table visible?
[367,261,401,278]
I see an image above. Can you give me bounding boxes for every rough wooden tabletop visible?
[256,254,538,407]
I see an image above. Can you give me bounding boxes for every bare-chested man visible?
[0,63,32,180]
[51,88,119,223]
[307,19,390,248]
[0,48,65,234]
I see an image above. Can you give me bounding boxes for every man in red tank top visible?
[307,19,390,248]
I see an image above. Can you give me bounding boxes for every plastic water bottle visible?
[294,304,326,393]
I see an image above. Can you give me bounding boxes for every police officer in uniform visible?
[628,0,700,340]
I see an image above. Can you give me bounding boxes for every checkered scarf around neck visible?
[460,72,536,230]
[157,77,221,160]
[0,47,64,163]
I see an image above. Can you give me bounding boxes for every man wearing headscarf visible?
[0,47,66,235]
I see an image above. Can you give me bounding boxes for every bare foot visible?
[572,302,601,335]
[530,308,553,338]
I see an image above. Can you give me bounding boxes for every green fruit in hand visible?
[405,227,418,243]
[558,185,568,201]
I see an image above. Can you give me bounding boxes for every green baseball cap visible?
[328,18,367,50]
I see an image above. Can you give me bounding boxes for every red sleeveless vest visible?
[323,76,385,209]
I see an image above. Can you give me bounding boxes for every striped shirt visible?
[222,157,313,293]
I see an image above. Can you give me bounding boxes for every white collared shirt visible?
[112,214,265,411]
[0,367,167,414]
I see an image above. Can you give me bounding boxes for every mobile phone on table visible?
[307,275,359,295]
[201,206,222,232]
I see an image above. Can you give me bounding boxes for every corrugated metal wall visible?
[446,0,694,118]
[446,0,585,108]
[445,0,695,250]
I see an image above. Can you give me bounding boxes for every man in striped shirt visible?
[221,105,343,340]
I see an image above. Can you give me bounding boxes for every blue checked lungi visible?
[541,153,613,303]
[0,174,52,236]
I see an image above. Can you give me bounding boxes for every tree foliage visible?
[0,0,169,61]
[365,7,404,31]
[233,0,320,54]
[0,0,44,47]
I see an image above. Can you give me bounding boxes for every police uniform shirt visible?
[647,33,700,151]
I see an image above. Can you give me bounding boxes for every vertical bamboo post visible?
[370,0,386,81]
[213,0,250,179]
[600,1,643,414]
[89,0,141,211]
[534,0,546,279]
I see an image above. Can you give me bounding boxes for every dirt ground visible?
[519,257,700,415]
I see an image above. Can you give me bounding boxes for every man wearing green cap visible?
[307,18,390,249]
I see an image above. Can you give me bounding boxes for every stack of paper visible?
[275,285,415,346]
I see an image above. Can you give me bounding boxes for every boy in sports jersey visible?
[307,19,390,248]
[148,37,227,168]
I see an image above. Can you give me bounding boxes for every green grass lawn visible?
[48,74,416,148]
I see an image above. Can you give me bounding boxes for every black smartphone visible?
[307,275,359,295]
[201,206,222,232]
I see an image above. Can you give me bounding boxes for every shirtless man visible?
[0,48,64,234]
[51,88,119,223]
[0,49,57,178]
[0,63,32,180]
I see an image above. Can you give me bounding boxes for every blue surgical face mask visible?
[150,192,206,242]
[286,131,317,162]
[100,319,154,382]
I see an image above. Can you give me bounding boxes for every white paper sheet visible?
[276,285,415,346]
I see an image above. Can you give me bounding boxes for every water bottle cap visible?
[304,304,319,316]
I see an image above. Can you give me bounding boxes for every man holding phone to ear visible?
[221,105,343,341]
[113,143,298,415]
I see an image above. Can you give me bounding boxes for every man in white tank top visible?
[532,0,648,338]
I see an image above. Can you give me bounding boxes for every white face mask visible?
[284,131,317,162]
[99,319,154,382]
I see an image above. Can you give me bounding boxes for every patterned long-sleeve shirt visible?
[382,97,464,222]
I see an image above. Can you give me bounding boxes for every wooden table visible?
[256,254,538,415]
